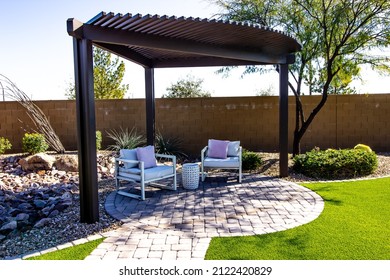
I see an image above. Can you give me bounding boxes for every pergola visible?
[67,12,301,223]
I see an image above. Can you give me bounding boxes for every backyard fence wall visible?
[1,94,389,156]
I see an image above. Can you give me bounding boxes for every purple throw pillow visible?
[208,139,229,159]
[136,146,157,169]
[120,149,138,168]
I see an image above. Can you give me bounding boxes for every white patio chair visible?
[115,146,177,200]
[201,139,242,183]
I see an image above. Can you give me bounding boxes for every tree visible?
[162,75,212,98]
[66,47,129,99]
[211,0,390,155]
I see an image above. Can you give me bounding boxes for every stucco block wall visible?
[0,94,389,156]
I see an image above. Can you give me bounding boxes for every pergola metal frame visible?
[67,12,301,223]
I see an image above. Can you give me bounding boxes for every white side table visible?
[182,163,200,189]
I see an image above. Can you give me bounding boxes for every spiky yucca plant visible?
[106,127,145,151]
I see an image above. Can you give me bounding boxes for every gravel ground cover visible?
[0,151,389,259]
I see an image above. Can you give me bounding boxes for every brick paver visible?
[85,174,324,260]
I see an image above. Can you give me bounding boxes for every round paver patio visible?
[87,174,324,260]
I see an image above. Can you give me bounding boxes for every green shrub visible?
[22,133,49,154]
[96,130,102,150]
[354,143,372,153]
[106,127,145,151]
[0,137,12,154]
[155,131,187,159]
[293,148,378,179]
[242,149,263,171]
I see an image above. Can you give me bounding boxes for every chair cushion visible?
[227,141,240,157]
[136,146,157,169]
[119,149,138,168]
[118,165,174,181]
[208,139,229,159]
[203,156,240,168]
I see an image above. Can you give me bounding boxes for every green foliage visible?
[0,137,12,154]
[155,131,187,159]
[66,46,129,99]
[242,149,263,171]
[162,74,211,98]
[354,143,372,153]
[106,127,145,151]
[25,238,105,260]
[22,133,49,154]
[293,148,378,179]
[96,131,102,150]
[93,47,129,99]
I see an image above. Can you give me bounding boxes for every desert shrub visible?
[96,131,102,150]
[293,148,378,179]
[242,149,263,171]
[155,131,187,159]
[106,127,145,151]
[22,133,49,154]
[0,137,12,154]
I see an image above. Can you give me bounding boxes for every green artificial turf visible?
[205,177,390,260]
[25,238,105,260]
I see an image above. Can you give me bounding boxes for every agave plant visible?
[155,131,187,159]
[106,127,145,151]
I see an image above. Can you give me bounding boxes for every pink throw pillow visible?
[208,139,229,159]
[136,146,157,169]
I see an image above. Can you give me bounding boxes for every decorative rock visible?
[54,156,78,172]
[17,203,33,212]
[0,205,6,215]
[34,218,51,228]
[18,153,56,171]
[0,221,17,234]
[48,209,59,218]
[15,213,29,221]
[0,152,117,244]
[42,205,55,216]
[33,199,46,209]
[61,192,72,201]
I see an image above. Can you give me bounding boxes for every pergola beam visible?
[94,42,154,68]
[81,24,288,65]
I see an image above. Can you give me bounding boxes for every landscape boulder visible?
[54,155,78,172]
[18,153,56,171]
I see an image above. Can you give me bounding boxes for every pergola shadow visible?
[67,11,301,222]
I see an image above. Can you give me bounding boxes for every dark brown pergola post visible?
[145,67,155,146]
[72,37,99,223]
[279,63,289,177]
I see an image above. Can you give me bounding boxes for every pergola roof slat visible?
[68,11,301,68]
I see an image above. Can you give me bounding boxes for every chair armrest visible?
[155,153,176,168]
[155,153,176,161]
[115,157,140,165]
[115,157,143,170]
[201,146,208,162]
[201,146,208,156]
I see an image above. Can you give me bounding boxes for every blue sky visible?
[0,0,389,100]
